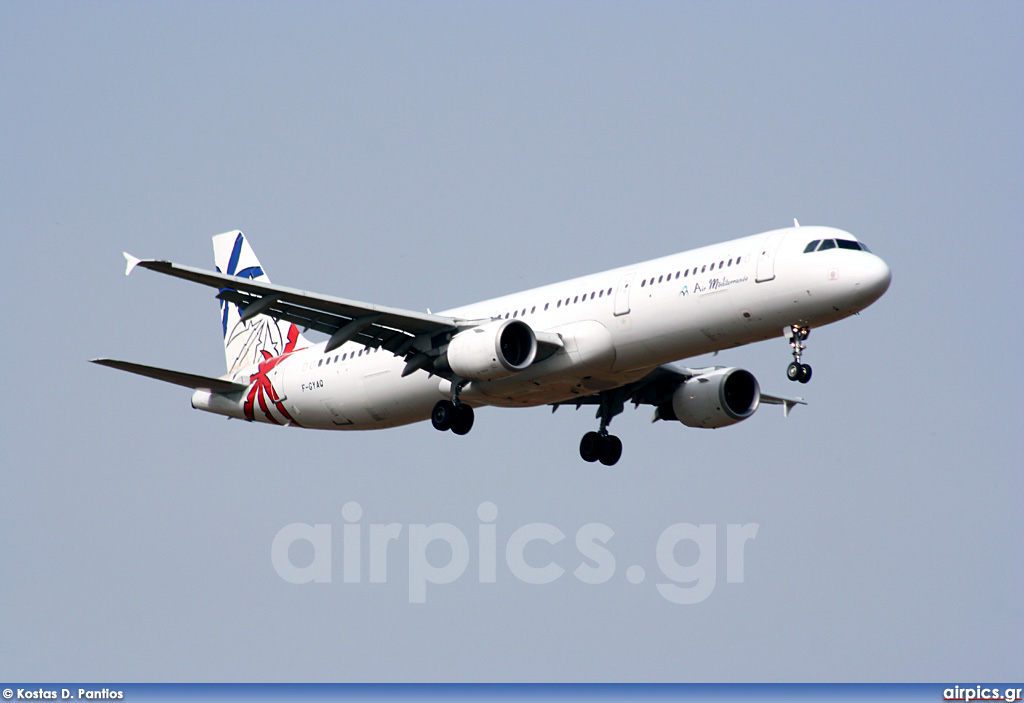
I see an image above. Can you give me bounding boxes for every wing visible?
[123,253,562,376]
[126,254,460,356]
[757,392,808,418]
[551,363,806,418]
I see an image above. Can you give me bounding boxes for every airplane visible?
[92,223,891,465]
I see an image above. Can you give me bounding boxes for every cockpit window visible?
[806,237,872,253]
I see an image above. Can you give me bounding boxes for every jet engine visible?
[445,319,537,381]
[659,367,761,428]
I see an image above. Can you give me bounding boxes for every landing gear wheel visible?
[431,400,455,431]
[598,435,623,466]
[787,362,802,382]
[798,363,812,384]
[580,432,602,463]
[450,404,475,435]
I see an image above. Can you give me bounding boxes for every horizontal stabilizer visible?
[90,358,249,393]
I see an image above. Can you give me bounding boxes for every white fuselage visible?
[193,226,891,430]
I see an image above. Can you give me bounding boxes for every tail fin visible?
[213,231,309,375]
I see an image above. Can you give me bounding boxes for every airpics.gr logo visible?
[271,502,759,604]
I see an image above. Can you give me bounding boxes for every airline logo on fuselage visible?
[680,274,749,297]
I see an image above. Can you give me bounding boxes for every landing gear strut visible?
[432,381,474,435]
[785,325,812,384]
[578,391,625,466]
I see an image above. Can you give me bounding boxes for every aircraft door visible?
[613,273,635,316]
[756,231,788,282]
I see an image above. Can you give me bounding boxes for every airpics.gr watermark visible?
[271,502,759,604]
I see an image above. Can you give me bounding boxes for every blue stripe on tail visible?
[219,233,265,336]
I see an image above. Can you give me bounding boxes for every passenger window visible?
[557,300,562,308]
[736,256,741,264]
[573,296,579,303]
[522,308,526,315]
[804,240,820,253]
[719,261,724,268]
[710,263,715,271]
[684,269,689,277]
[512,310,518,318]
[641,280,646,287]
[675,272,680,279]
[598,290,603,298]
[544,303,549,310]
[318,359,323,367]
[531,306,536,313]
[818,239,836,251]
[701,265,706,273]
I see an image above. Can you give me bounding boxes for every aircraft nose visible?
[858,253,892,300]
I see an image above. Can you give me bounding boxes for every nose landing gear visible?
[785,325,812,383]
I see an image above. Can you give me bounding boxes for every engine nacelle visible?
[446,319,537,381]
[662,367,761,428]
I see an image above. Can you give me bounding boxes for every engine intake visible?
[445,319,537,381]
[661,367,761,428]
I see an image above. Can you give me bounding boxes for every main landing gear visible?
[785,325,812,384]
[432,382,474,435]
[580,431,622,466]
[432,399,475,435]
[579,390,625,466]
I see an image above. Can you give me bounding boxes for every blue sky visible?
[2,1,1021,682]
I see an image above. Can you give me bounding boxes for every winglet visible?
[123,252,142,276]
[793,218,801,228]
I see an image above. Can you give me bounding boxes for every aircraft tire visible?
[599,435,623,466]
[451,405,475,435]
[799,364,812,383]
[579,432,602,462]
[431,400,455,431]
